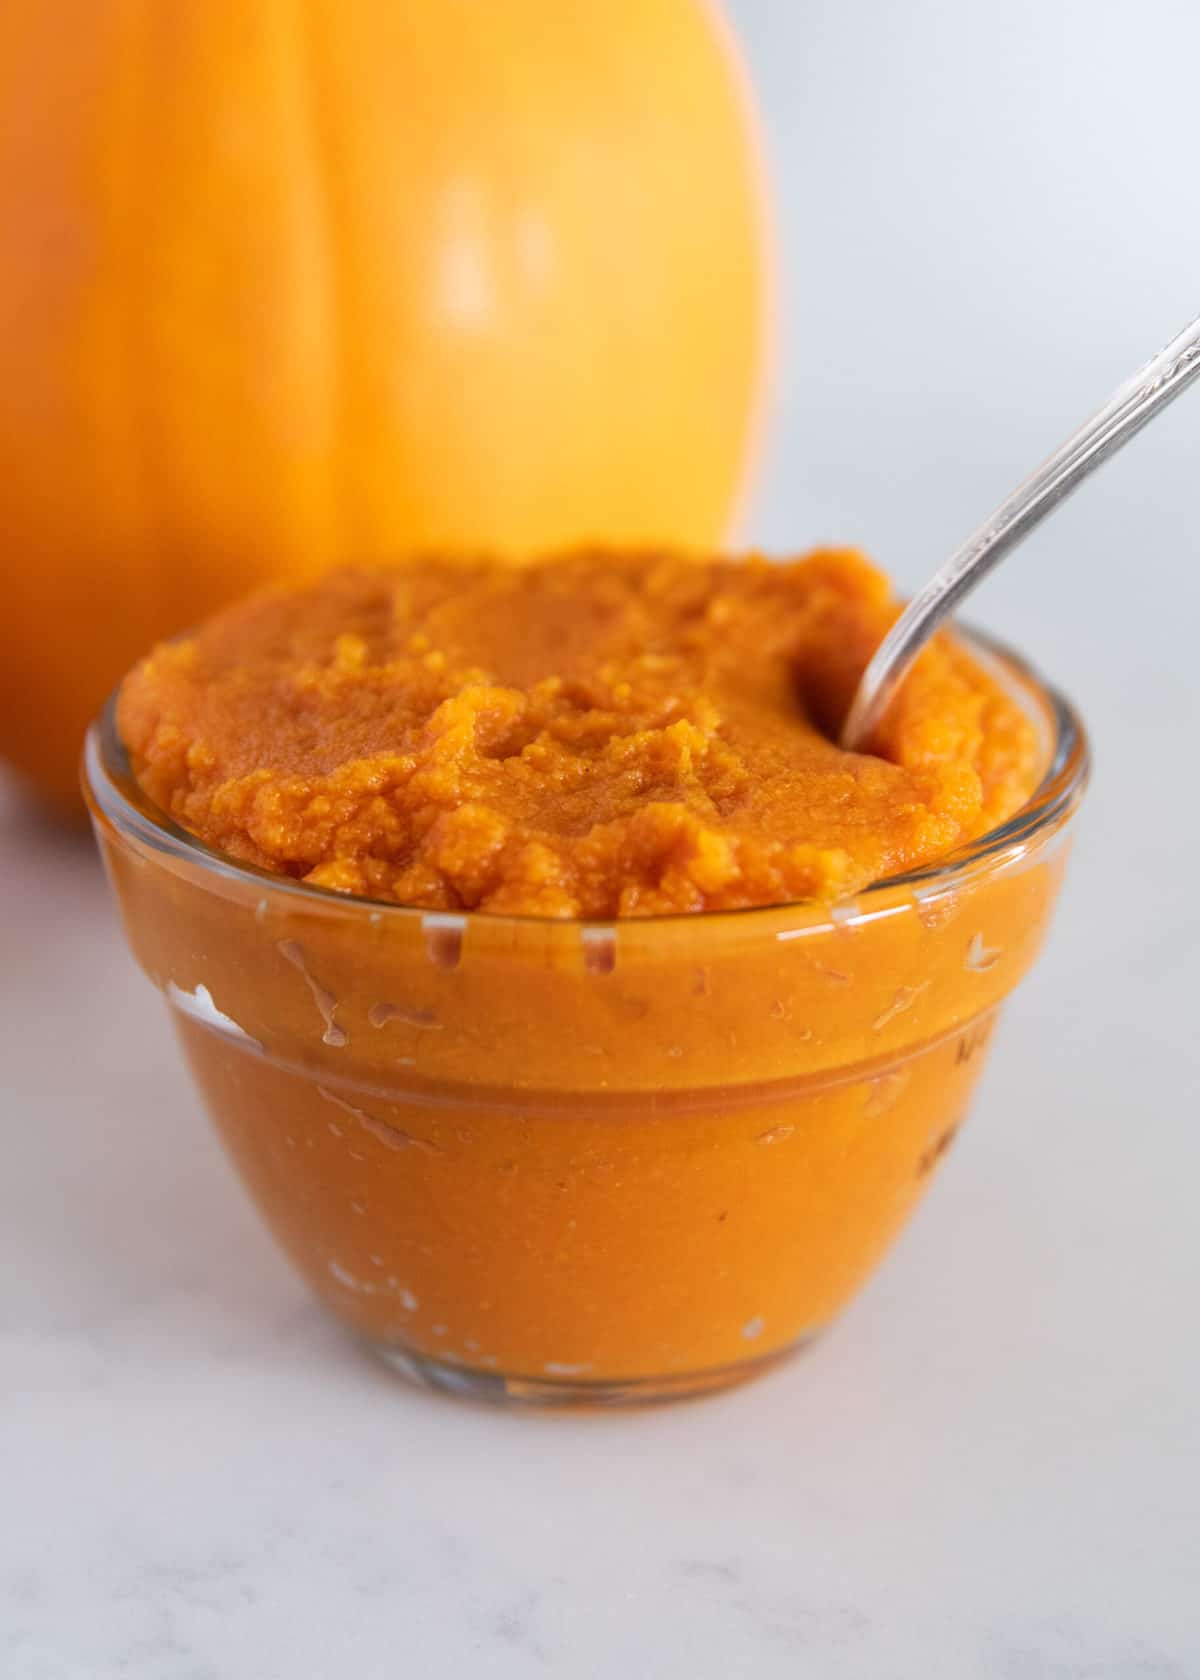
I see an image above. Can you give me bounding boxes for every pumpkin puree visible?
[118,549,1038,916]
[99,550,1073,1399]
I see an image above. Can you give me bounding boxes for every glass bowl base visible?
[368,1330,824,1408]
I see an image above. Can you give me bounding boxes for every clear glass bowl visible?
[84,630,1088,1406]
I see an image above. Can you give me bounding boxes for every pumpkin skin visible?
[0,0,771,814]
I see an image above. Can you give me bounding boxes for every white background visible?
[3,3,1198,1674]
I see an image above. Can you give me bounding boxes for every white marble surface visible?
[5,2,1200,1671]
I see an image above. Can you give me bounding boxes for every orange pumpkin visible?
[0,0,771,813]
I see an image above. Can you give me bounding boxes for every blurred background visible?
[738,0,1200,685]
[3,3,1198,1673]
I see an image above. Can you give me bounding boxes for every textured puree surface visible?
[117,551,1040,917]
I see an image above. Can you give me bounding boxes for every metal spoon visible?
[840,312,1200,751]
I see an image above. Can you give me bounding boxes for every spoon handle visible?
[840,312,1200,751]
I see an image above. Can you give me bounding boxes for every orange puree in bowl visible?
[92,548,1081,1404]
[117,550,1039,917]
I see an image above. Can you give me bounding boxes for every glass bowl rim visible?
[83,622,1090,936]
